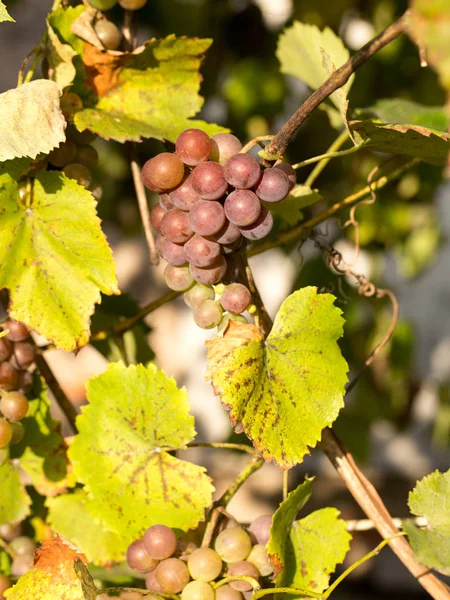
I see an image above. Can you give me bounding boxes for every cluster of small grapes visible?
[0,523,37,593]
[143,129,295,329]
[86,0,148,51]
[126,516,273,599]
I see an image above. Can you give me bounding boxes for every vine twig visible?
[346,516,427,532]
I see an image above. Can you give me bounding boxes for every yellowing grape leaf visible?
[0,171,119,351]
[403,469,450,575]
[0,80,65,162]
[206,287,348,468]
[46,489,124,566]
[0,1,14,22]
[4,536,96,600]
[46,20,77,91]
[276,22,353,127]
[68,362,214,546]
[0,459,31,524]
[280,508,351,594]
[263,185,321,226]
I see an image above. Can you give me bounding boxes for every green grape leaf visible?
[10,380,75,496]
[280,508,351,594]
[277,21,353,128]
[46,489,124,566]
[206,287,348,469]
[403,469,450,575]
[350,119,450,164]
[408,0,450,91]
[357,99,450,132]
[73,35,227,142]
[0,459,31,524]
[68,362,214,545]
[46,20,77,91]
[267,479,313,577]
[0,171,119,351]
[0,80,65,162]
[0,158,32,180]
[0,2,14,22]
[263,185,321,226]
[4,536,96,600]
[0,549,11,576]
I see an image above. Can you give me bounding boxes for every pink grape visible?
[209,220,242,245]
[216,584,243,600]
[154,558,190,593]
[157,236,188,266]
[191,162,227,200]
[220,284,251,314]
[159,193,175,210]
[248,514,272,546]
[239,207,273,240]
[170,174,201,211]
[142,153,185,192]
[150,204,166,233]
[189,255,227,285]
[193,299,223,329]
[126,539,159,573]
[143,525,178,560]
[224,190,261,227]
[184,234,222,268]
[211,133,243,165]
[274,161,296,190]
[160,208,193,243]
[224,154,261,189]
[227,561,259,591]
[189,200,226,236]
[176,129,212,166]
[254,167,290,202]
[164,264,195,292]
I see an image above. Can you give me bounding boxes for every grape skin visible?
[184,235,222,268]
[227,561,259,591]
[63,163,92,188]
[0,363,19,392]
[0,392,29,421]
[239,207,273,241]
[224,154,261,189]
[176,129,212,166]
[216,584,243,600]
[118,0,148,9]
[86,0,117,9]
[217,313,248,332]
[193,299,223,329]
[0,338,13,362]
[164,265,195,292]
[0,574,11,597]
[187,547,223,581]
[159,193,175,210]
[183,284,215,309]
[191,162,227,200]
[214,528,252,563]
[247,515,272,546]
[143,525,178,560]
[160,209,194,244]
[189,201,226,236]
[157,236,188,267]
[94,20,122,50]
[10,536,36,557]
[224,190,261,227]
[12,342,36,370]
[211,133,243,165]
[5,321,29,342]
[170,174,201,211]
[146,569,164,592]
[181,580,215,600]
[189,256,227,285]
[254,168,290,203]
[246,544,273,576]
[0,419,12,448]
[142,154,185,192]
[10,422,24,445]
[150,204,166,233]
[126,539,159,573]
[48,140,77,167]
[209,221,242,245]
[154,558,190,593]
[273,161,296,190]
[220,284,251,314]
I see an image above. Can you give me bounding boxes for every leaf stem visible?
[302,131,355,187]
[186,442,255,454]
[266,13,408,158]
[252,587,323,600]
[282,470,289,501]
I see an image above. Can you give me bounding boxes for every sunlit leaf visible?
[0,458,31,524]
[357,99,450,132]
[46,20,77,91]
[0,1,13,22]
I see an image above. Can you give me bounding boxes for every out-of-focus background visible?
[2,0,450,597]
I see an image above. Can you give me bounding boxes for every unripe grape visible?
[89,181,103,201]
[48,140,77,167]
[86,0,117,9]
[0,392,29,421]
[187,547,223,581]
[126,539,159,573]
[150,204,166,233]
[214,528,252,563]
[164,265,195,292]
[216,584,242,600]
[63,163,93,188]
[273,161,296,190]
[191,162,227,200]
[60,93,83,118]
[66,125,97,145]
[161,209,193,244]
[189,256,227,285]
[182,580,215,600]
[10,536,36,557]
[211,133,243,165]
[0,419,12,449]
[239,207,273,241]
[5,321,29,342]
[176,129,212,166]
[246,545,273,576]
[10,421,25,445]
[224,190,261,227]
[247,515,272,546]
[183,284,215,309]
[142,154,185,192]
[224,154,261,189]
[0,363,19,392]
[119,0,147,8]
[95,20,122,50]
[143,525,177,560]
[75,145,99,170]
[154,558,190,593]
[184,235,221,268]
[193,300,223,329]
[227,561,259,591]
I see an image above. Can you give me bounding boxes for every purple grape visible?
[189,256,227,285]
[209,220,242,245]
[6,321,30,342]
[220,284,251,314]
[224,154,261,189]
[160,208,193,244]
[239,207,273,240]
[157,236,188,267]
[184,234,222,268]
[170,174,201,211]
[224,190,261,227]
[211,133,243,165]
[150,204,166,233]
[189,200,226,236]
[273,161,296,190]
[191,162,228,200]
[254,168,290,202]
[176,129,212,166]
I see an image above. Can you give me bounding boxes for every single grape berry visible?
[216,584,243,600]
[0,338,13,362]
[5,321,29,343]
[0,363,19,392]
[170,174,201,211]
[191,162,227,200]
[176,129,213,166]
[0,522,21,542]
[150,204,166,233]
[143,525,177,560]
[227,561,259,591]
[0,419,12,449]
[18,371,33,395]
[145,569,164,592]
[94,20,122,50]
[10,536,36,557]
[224,154,261,189]
[214,528,252,563]
[160,208,194,244]
[211,133,243,165]
[75,145,99,170]
[184,235,221,268]
[118,0,147,8]
[0,392,29,421]
[63,163,93,188]
[86,0,117,9]
[181,580,215,600]
[273,161,296,190]
[189,256,227,285]
[154,557,190,593]
[247,515,272,546]
[193,300,223,329]
[246,544,273,576]
[209,220,242,245]
[157,236,188,267]
[183,284,215,309]
[12,342,36,370]
[239,207,273,241]
[48,140,77,168]
[254,167,290,203]
[11,556,33,577]
[164,265,195,292]
[9,421,25,445]
[187,547,223,582]
[159,193,175,210]
[126,539,159,573]
[224,190,261,227]
[220,284,251,314]
[189,200,226,236]
[142,154,185,192]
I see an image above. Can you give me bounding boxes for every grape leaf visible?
[0,1,13,22]
[263,185,321,226]
[10,380,75,496]
[0,80,65,162]
[0,459,31,524]
[280,508,351,594]
[206,287,348,468]
[0,170,119,351]
[276,22,353,127]
[403,469,450,575]
[46,20,77,91]
[68,362,214,545]
[4,536,96,600]
[350,119,450,164]
[267,479,313,577]
[357,99,450,132]
[46,489,124,566]
[0,549,11,576]
[408,0,450,91]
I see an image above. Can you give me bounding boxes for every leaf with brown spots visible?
[206,287,348,468]
[68,362,214,547]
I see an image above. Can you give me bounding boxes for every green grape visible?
[10,536,36,557]
[9,421,25,445]
[63,163,93,188]
[0,419,12,449]
[60,92,83,117]
[214,528,252,563]
[48,140,77,168]
[193,300,223,329]
[75,145,99,170]
[86,0,117,9]
[95,20,122,50]
[164,265,195,292]
[0,391,29,421]
[246,545,273,576]
[183,284,215,309]
[187,547,222,582]
[181,580,215,600]
[118,0,148,8]
[215,584,242,600]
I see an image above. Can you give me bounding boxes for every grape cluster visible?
[143,129,295,330]
[0,319,35,396]
[0,524,36,585]
[126,516,273,599]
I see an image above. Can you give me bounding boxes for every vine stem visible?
[266,12,408,158]
[346,516,427,532]
[186,442,254,454]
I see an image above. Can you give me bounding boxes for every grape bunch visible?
[0,523,36,589]
[126,516,274,599]
[142,129,295,330]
